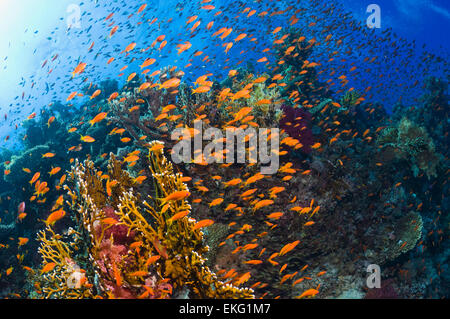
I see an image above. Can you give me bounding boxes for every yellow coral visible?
[36,226,94,299]
[35,141,254,299]
[116,141,254,298]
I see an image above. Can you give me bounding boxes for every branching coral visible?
[35,141,254,299]
[36,226,94,299]
[114,141,254,298]
[107,68,185,148]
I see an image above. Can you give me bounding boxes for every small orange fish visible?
[29,172,40,184]
[18,237,29,246]
[48,167,61,176]
[42,152,55,158]
[66,91,78,102]
[279,240,300,256]
[296,288,319,299]
[162,190,190,203]
[45,209,66,226]
[244,260,263,265]
[101,218,119,225]
[72,62,86,78]
[267,212,284,220]
[169,210,189,222]
[234,272,251,286]
[192,219,214,230]
[41,262,56,274]
[80,135,95,143]
[90,89,101,100]
[123,42,136,53]
[145,255,161,266]
[253,199,274,211]
[90,112,107,126]
[209,198,224,207]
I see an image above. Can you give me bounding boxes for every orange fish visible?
[42,152,55,158]
[47,116,55,128]
[41,262,56,274]
[29,172,40,184]
[253,199,274,211]
[109,26,119,38]
[137,3,147,14]
[18,237,29,246]
[90,89,101,100]
[296,288,319,299]
[209,198,224,207]
[244,260,263,265]
[267,212,284,220]
[45,209,66,226]
[169,211,190,222]
[48,167,61,176]
[234,272,251,286]
[279,240,300,256]
[192,219,214,230]
[145,255,161,266]
[72,62,86,78]
[162,190,190,203]
[90,112,107,126]
[80,135,95,143]
[123,42,136,53]
[140,58,156,69]
[66,91,78,102]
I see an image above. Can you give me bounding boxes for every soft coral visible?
[279,104,314,153]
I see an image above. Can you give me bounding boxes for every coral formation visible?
[34,142,254,299]
[0,1,448,300]
[378,117,441,178]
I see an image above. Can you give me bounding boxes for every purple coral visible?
[365,279,398,299]
[279,105,314,153]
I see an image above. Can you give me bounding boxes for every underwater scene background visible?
[0,0,448,299]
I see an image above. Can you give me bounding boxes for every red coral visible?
[92,206,171,299]
[279,105,314,153]
[101,206,135,245]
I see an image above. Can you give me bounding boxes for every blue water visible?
[1,0,448,149]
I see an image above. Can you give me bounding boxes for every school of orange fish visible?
[0,0,448,299]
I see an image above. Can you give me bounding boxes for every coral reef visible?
[377,117,441,178]
[34,142,254,299]
[0,13,447,299]
[279,105,314,153]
